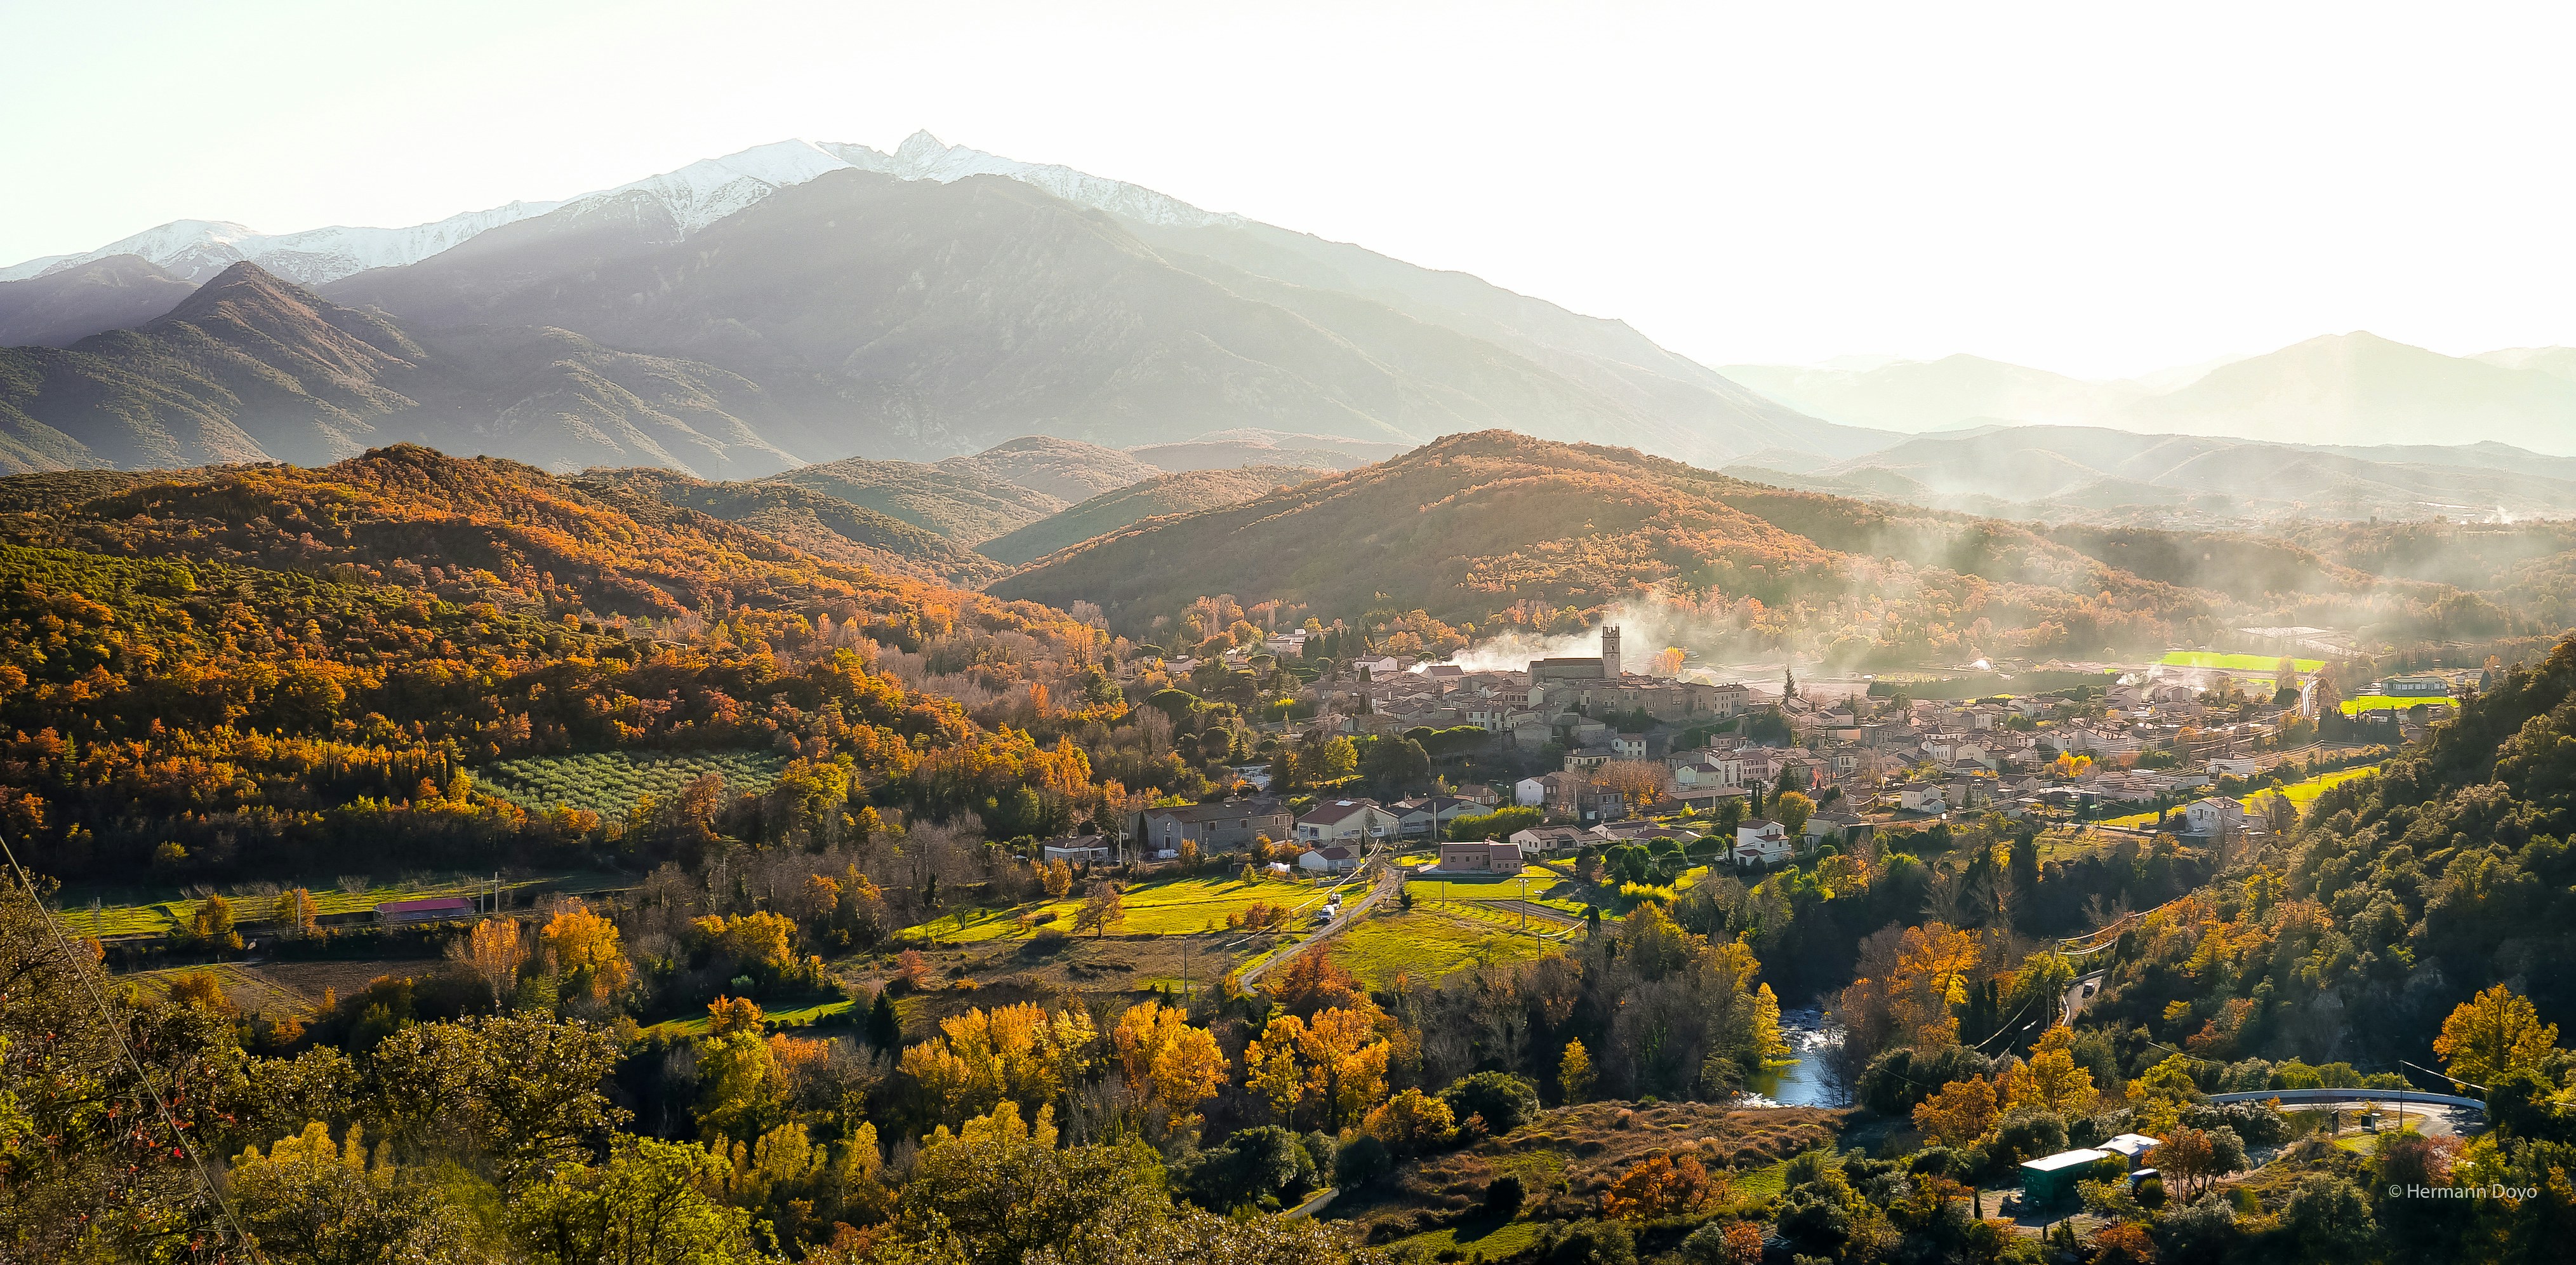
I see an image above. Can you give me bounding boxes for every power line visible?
[0,831,265,1261]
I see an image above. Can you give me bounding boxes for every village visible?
[1067,624,2425,885]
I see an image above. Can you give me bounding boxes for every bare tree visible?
[446,918,529,1010]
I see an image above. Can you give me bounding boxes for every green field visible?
[901,874,1325,943]
[1390,1217,1543,1259]
[2160,652,2325,673]
[2099,765,2380,830]
[56,873,580,939]
[478,750,788,817]
[1331,909,1553,987]
[647,996,856,1039]
[2340,693,2454,716]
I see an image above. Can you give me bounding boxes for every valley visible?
[6,123,2576,1265]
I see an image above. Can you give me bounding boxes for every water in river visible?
[1740,1009,1840,1107]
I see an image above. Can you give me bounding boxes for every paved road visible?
[1238,865,1400,987]
[2062,970,2108,1026]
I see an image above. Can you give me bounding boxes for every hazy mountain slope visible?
[1718,354,2138,432]
[1126,429,1402,472]
[2473,346,2576,382]
[2039,525,2379,600]
[978,465,1318,565]
[765,453,1068,544]
[2116,332,2576,452]
[1791,424,2576,523]
[394,169,1723,461]
[0,255,196,346]
[0,264,802,478]
[991,431,2191,645]
[574,467,1002,586]
[1136,221,1882,460]
[932,436,1159,503]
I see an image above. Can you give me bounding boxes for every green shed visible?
[2019,1148,2115,1205]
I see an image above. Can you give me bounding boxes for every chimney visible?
[1602,625,1622,678]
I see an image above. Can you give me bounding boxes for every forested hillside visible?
[978,465,1318,565]
[578,467,1005,586]
[998,430,2215,662]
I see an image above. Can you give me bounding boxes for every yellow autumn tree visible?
[540,902,632,1002]
[2435,984,2561,1087]
[1111,1000,1226,1121]
[1295,1006,1391,1129]
[898,1003,1099,1128]
[1244,1015,1307,1124]
[2000,1026,2098,1116]
[1360,1087,1455,1155]
[1560,1038,1597,1102]
[1890,923,1979,1049]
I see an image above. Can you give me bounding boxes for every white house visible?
[2181,796,2250,838]
[1610,733,1649,760]
[1514,776,1549,808]
[1296,799,1400,847]
[1732,818,1794,867]
[2208,757,2259,777]
[1298,847,1362,874]
[1899,784,1948,813]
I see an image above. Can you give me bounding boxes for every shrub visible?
[1334,1134,1393,1190]
[1441,1071,1543,1136]
[1485,1174,1525,1216]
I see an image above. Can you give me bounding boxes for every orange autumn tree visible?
[1912,1075,2001,1146]
[1602,1151,1716,1221]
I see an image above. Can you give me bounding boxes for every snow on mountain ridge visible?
[4,204,565,287]
[823,131,1240,227]
[555,138,859,237]
[1,132,1235,289]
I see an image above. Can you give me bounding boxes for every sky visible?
[6,0,2574,379]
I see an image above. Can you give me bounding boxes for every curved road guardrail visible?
[2204,1088,2486,1111]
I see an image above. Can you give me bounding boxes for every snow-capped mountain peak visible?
[824,133,1240,229]
[560,138,860,237]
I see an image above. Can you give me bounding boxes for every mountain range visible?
[13,131,2576,516]
[1726,424,2576,526]
[0,135,1875,472]
[1725,332,2576,455]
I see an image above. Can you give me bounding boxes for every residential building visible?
[1565,746,1614,772]
[1298,847,1362,874]
[1610,733,1649,760]
[1514,776,1549,808]
[1437,840,1526,873]
[1294,799,1400,847]
[1139,800,1292,854]
[2181,796,2250,838]
[1391,795,1482,838]
[1899,784,1947,813]
[1040,836,1115,865]
[1732,818,1793,867]
[1509,826,1591,855]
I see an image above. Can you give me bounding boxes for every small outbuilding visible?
[2019,1148,2119,1205]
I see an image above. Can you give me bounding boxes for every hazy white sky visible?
[6,0,2572,378]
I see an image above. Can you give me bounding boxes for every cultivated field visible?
[477,749,788,817]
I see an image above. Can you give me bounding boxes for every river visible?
[1740,1008,1840,1108]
